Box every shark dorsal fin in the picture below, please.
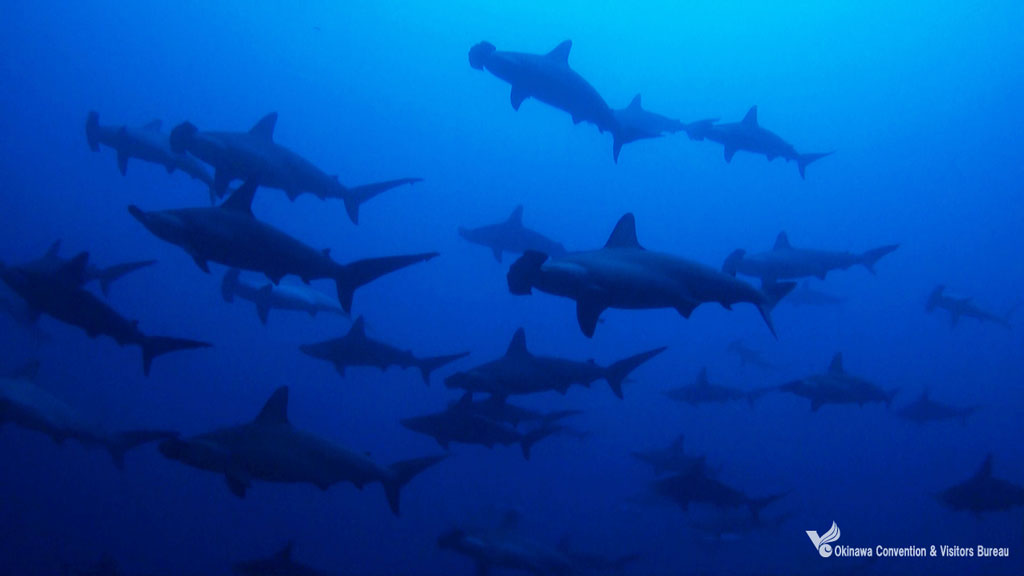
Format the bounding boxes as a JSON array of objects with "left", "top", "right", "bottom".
[
  {"left": 773, "top": 232, "right": 791, "bottom": 251},
  {"left": 221, "top": 180, "right": 259, "bottom": 214},
  {"left": 276, "top": 541, "right": 295, "bottom": 560},
  {"left": 44, "top": 240, "right": 62, "bottom": 259},
  {"left": 973, "top": 454, "right": 993, "bottom": 481},
  {"left": 507, "top": 205, "right": 524, "bottom": 226},
  {"left": 741, "top": 106, "right": 758, "bottom": 126},
  {"left": 506, "top": 328, "right": 529, "bottom": 356},
  {"left": 671, "top": 434, "right": 685, "bottom": 453},
  {"left": 546, "top": 40, "right": 572, "bottom": 63},
  {"left": 604, "top": 213, "right": 643, "bottom": 249},
  {"left": 348, "top": 316, "right": 367, "bottom": 339},
  {"left": 628, "top": 94, "right": 643, "bottom": 110},
  {"left": 143, "top": 119, "right": 162, "bottom": 131},
  {"left": 499, "top": 510, "right": 521, "bottom": 532},
  {"left": 249, "top": 112, "right": 278, "bottom": 141},
  {"left": 58, "top": 252, "right": 90, "bottom": 285},
  {"left": 828, "top": 353, "right": 844, "bottom": 375},
  {"left": 255, "top": 386, "right": 289, "bottom": 425}
]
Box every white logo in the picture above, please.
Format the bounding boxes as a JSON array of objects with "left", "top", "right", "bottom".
[{"left": 807, "top": 522, "right": 841, "bottom": 557}]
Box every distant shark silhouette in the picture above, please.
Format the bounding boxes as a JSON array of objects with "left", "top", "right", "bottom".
[
  {"left": 686, "top": 106, "right": 831, "bottom": 178},
  {"left": 458, "top": 205, "right": 566, "bottom": 263},
  {"left": 401, "top": 395, "right": 564, "bottom": 460},
  {"left": 777, "top": 353, "right": 898, "bottom": 411},
  {"left": 631, "top": 434, "right": 708, "bottom": 477},
  {"left": 926, "top": 285, "right": 1014, "bottom": 329},
  {"left": 652, "top": 467, "right": 786, "bottom": 520},
  {"left": 299, "top": 317, "right": 469, "bottom": 385},
  {"left": 158, "top": 386, "right": 446, "bottom": 515},
  {"left": 0, "top": 363, "right": 176, "bottom": 467},
  {"left": 169, "top": 112, "right": 421, "bottom": 222},
  {"left": 221, "top": 268, "right": 348, "bottom": 325},
  {"left": 723, "top": 232, "right": 899, "bottom": 283},
  {"left": 469, "top": 40, "right": 618, "bottom": 135},
  {"left": 29, "top": 240, "right": 155, "bottom": 297},
  {"left": 128, "top": 181, "right": 437, "bottom": 312},
  {"left": 0, "top": 253, "right": 209, "bottom": 376},
  {"left": 86, "top": 111, "right": 214, "bottom": 193},
  {"left": 897, "top": 389, "right": 978, "bottom": 425},
  {"left": 445, "top": 328, "right": 665, "bottom": 399},
  {"left": 663, "top": 367, "right": 769, "bottom": 406},
  {"left": 726, "top": 340, "right": 780, "bottom": 371},
  {"left": 938, "top": 454, "right": 1024, "bottom": 514},
  {"left": 610, "top": 94, "right": 690, "bottom": 163},
  {"left": 507, "top": 214, "right": 795, "bottom": 338}
]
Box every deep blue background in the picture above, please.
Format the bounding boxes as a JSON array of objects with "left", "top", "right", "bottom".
[{"left": 1, "top": 1, "right": 1022, "bottom": 574}]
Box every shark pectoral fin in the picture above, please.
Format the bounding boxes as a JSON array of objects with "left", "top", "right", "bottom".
[
  {"left": 190, "top": 253, "right": 210, "bottom": 273},
  {"left": 285, "top": 189, "right": 301, "bottom": 201},
  {"left": 510, "top": 86, "right": 528, "bottom": 110},
  {"left": 334, "top": 363, "right": 347, "bottom": 377},
  {"left": 571, "top": 115, "right": 582, "bottom": 125},
  {"left": 613, "top": 137, "right": 623, "bottom": 163},
  {"left": 225, "top": 470, "right": 250, "bottom": 498},
  {"left": 675, "top": 301, "right": 697, "bottom": 318},
  {"left": 491, "top": 247, "right": 503, "bottom": 262},
  {"left": 723, "top": 146, "right": 737, "bottom": 163},
  {"left": 213, "top": 170, "right": 231, "bottom": 196},
  {"left": 117, "top": 151, "right": 129, "bottom": 175},
  {"left": 575, "top": 298, "right": 606, "bottom": 338},
  {"left": 810, "top": 399, "right": 823, "bottom": 412}
]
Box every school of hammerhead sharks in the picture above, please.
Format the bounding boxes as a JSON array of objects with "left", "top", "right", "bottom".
[{"left": 1, "top": 38, "right": 1022, "bottom": 576}]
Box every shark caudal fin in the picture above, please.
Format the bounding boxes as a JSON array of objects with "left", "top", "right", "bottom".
[
  {"left": 383, "top": 455, "right": 447, "bottom": 516},
  {"left": 468, "top": 41, "right": 497, "bottom": 70},
  {"left": 417, "top": 351, "right": 471, "bottom": 386},
  {"left": 221, "top": 269, "right": 241, "bottom": 303},
  {"left": 86, "top": 111, "right": 102, "bottom": 152},
  {"left": 342, "top": 178, "right": 423, "bottom": 225},
  {"left": 141, "top": 336, "right": 211, "bottom": 376},
  {"left": 859, "top": 244, "right": 899, "bottom": 274},
  {"left": 106, "top": 430, "right": 178, "bottom": 469},
  {"left": 796, "top": 152, "right": 832, "bottom": 179},
  {"left": 748, "top": 491, "right": 788, "bottom": 521},
  {"left": 757, "top": 281, "right": 797, "bottom": 339},
  {"left": 95, "top": 259, "right": 157, "bottom": 296},
  {"left": 605, "top": 347, "right": 667, "bottom": 399},
  {"left": 507, "top": 250, "right": 549, "bottom": 295},
  {"left": 521, "top": 425, "right": 562, "bottom": 460},
  {"left": 334, "top": 252, "right": 439, "bottom": 313}
]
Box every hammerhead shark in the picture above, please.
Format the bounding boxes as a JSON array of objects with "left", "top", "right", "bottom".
[
  {"left": 686, "top": 106, "right": 832, "bottom": 178},
  {"left": 128, "top": 181, "right": 438, "bottom": 312},
  {"left": 158, "top": 386, "right": 446, "bottom": 516},
  {"left": 507, "top": 214, "right": 795, "bottom": 338}
]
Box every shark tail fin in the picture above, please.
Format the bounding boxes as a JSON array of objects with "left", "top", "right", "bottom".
[
  {"left": 86, "top": 111, "right": 101, "bottom": 152},
  {"left": 859, "top": 244, "right": 899, "bottom": 274},
  {"left": 417, "top": 351, "right": 470, "bottom": 386},
  {"left": 95, "top": 259, "right": 157, "bottom": 296},
  {"left": 221, "top": 269, "right": 240, "bottom": 303},
  {"left": 757, "top": 281, "right": 797, "bottom": 339},
  {"left": 507, "top": 251, "right": 548, "bottom": 295},
  {"left": 748, "top": 491, "right": 788, "bottom": 521},
  {"left": 384, "top": 454, "right": 447, "bottom": 516},
  {"left": 342, "top": 178, "right": 421, "bottom": 225},
  {"left": 796, "top": 152, "right": 832, "bottom": 179},
  {"left": 141, "top": 336, "right": 211, "bottom": 377},
  {"left": 926, "top": 285, "right": 945, "bottom": 312},
  {"left": 521, "top": 425, "right": 561, "bottom": 460},
  {"left": 605, "top": 347, "right": 667, "bottom": 399},
  {"left": 106, "top": 430, "right": 177, "bottom": 469},
  {"left": 333, "top": 252, "right": 438, "bottom": 313}
]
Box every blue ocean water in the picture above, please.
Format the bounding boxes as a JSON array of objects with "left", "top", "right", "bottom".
[{"left": 1, "top": 1, "right": 1022, "bottom": 574}]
